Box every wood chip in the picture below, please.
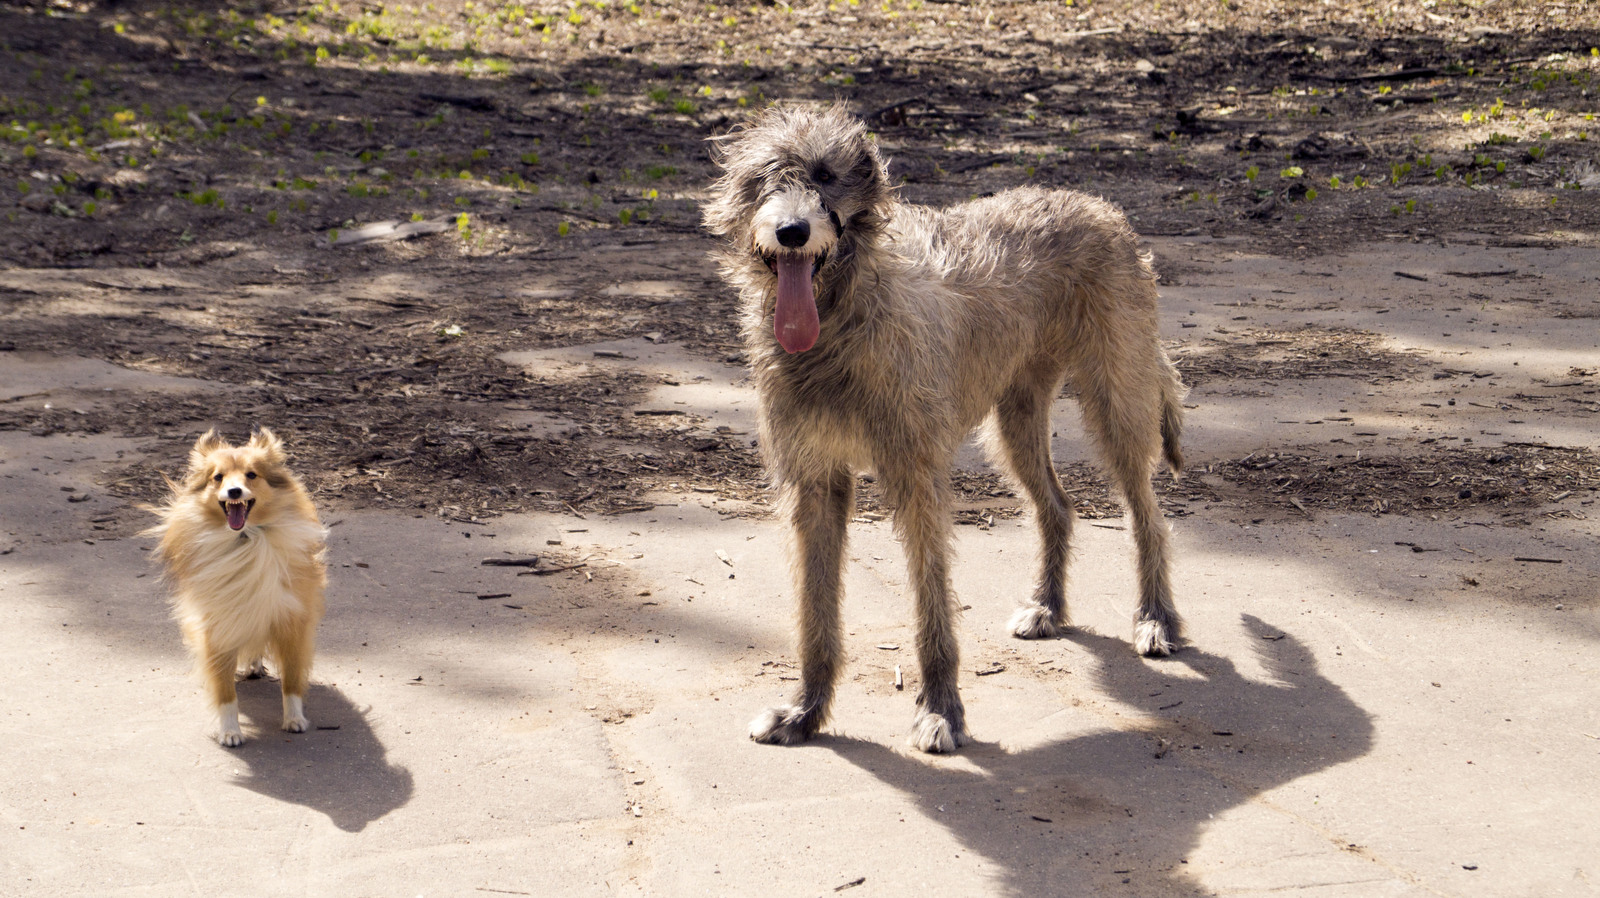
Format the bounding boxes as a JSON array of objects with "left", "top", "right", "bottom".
[{"left": 332, "top": 219, "right": 450, "bottom": 247}]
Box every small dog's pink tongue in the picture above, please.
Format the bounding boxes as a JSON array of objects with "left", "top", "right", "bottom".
[
  {"left": 226, "top": 503, "right": 248, "bottom": 531},
  {"left": 774, "top": 254, "right": 819, "bottom": 354}
]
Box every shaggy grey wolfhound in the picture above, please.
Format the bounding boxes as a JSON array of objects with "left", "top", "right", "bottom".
[{"left": 704, "top": 106, "right": 1187, "bottom": 753}]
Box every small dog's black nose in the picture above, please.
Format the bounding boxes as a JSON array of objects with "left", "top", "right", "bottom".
[
  {"left": 775, "top": 220, "right": 810, "bottom": 248},
  {"left": 227, "top": 487, "right": 242, "bottom": 499}
]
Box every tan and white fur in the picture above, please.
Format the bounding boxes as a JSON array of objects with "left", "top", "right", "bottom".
[
  {"left": 705, "top": 106, "right": 1187, "bottom": 753},
  {"left": 148, "top": 429, "right": 327, "bottom": 747}
]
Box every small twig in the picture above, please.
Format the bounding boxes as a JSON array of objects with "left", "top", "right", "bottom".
[
  {"left": 517, "top": 562, "right": 588, "bottom": 576},
  {"left": 1394, "top": 271, "right": 1429, "bottom": 282},
  {"left": 481, "top": 557, "right": 542, "bottom": 567},
  {"left": 1513, "top": 556, "right": 1562, "bottom": 564},
  {"left": 948, "top": 153, "right": 1012, "bottom": 174}
]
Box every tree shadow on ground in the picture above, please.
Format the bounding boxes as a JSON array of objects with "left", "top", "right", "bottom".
[
  {"left": 823, "top": 616, "right": 1372, "bottom": 896},
  {"left": 229, "top": 678, "right": 413, "bottom": 833}
]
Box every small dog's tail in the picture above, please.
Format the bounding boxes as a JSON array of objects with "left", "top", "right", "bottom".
[{"left": 1159, "top": 360, "right": 1186, "bottom": 476}]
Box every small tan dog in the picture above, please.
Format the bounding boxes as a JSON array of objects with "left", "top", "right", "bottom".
[{"left": 148, "top": 429, "right": 327, "bottom": 747}]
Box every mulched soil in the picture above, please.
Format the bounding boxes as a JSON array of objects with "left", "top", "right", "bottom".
[{"left": 2, "top": 0, "right": 1597, "bottom": 526}]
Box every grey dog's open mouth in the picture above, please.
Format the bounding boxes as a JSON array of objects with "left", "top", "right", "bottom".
[
  {"left": 762, "top": 251, "right": 826, "bottom": 276},
  {"left": 220, "top": 498, "right": 255, "bottom": 531}
]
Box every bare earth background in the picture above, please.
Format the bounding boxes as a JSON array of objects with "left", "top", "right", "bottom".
[{"left": 1, "top": 1, "right": 1597, "bottom": 896}]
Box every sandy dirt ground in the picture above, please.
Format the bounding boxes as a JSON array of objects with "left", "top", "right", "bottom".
[{"left": 2, "top": 1, "right": 1599, "bottom": 895}]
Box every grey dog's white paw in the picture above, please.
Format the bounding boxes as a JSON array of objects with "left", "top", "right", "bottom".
[
  {"left": 1133, "top": 618, "right": 1176, "bottom": 657},
  {"left": 908, "top": 711, "right": 968, "bottom": 754},
  {"left": 1008, "top": 605, "right": 1064, "bottom": 640},
  {"left": 749, "top": 705, "right": 816, "bottom": 745}
]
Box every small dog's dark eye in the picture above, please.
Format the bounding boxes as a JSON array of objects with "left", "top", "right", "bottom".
[
  {"left": 814, "top": 167, "right": 834, "bottom": 184},
  {"left": 213, "top": 473, "right": 223, "bottom": 483},
  {"left": 245, "top": 471, "right": 257, "bottom": 480}
]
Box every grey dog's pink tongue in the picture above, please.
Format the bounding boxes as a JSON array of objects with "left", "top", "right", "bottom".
[
  {"left": 774, "top": 254, "right": 819, "bottom": 354},
  {"left": 226, "top": 503, "right": 248, "bottom": 531}
]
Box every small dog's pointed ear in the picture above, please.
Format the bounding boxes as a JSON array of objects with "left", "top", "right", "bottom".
[
  {"left": 192, "top": 429, "right": 225, "bottom": 455},
  {"left": 188, "top": 429, "right": 224, "bottom": 468},
  {"left": 249, "top": 426, "right": 287, "bottom": 462},
  {"left": 184, "top": 430, "right": 224, "bottom": 490}
]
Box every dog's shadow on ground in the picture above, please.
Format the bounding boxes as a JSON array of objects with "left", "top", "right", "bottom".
[
  {"left": 823, "top": 616, "right": 1372, "bottom": 896},
  {"left": 229, "top": 680, "right": 413, "bottom": 833}
]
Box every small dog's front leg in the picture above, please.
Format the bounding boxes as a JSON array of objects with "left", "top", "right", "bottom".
[
  {"left": 202, "top": 642, "right": 245, "bottom": 747},
  {"left": 750, "top": 470, "right": 854, "bottom": 746}
]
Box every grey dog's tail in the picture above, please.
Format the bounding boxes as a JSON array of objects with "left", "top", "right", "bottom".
[{"left": 1159, "top": 362, "right": 1185, "bottom": 476}]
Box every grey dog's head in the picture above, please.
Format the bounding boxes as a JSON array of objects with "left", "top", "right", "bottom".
[{"left": 704, "top": 105, "right": 891, "bottom": 353}]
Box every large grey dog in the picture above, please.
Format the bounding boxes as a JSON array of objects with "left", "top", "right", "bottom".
[{"left": 704, "top": 106, "right": 1187, "bottom": 753}]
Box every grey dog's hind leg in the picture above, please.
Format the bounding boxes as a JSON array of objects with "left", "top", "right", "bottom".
[
  {"left": 995, "top": 378, "right": 1077, "bottom": 640},
  {"left": 750, "top": 468, "right": 854, "bottom": 744},
  {"left": 1069, "top": 295, "right": 1183, "bottom": 656}
]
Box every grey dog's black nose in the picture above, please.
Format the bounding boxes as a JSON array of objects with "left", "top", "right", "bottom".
[
  {"left": 227, "top": 487, "right": 242, "bottom": 499},
  {"left": 775, "top": 220, "right": 810, "bottom": 248}
]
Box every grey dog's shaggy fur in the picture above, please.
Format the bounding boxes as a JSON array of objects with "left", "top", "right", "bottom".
[{"left": 704, "top": 106, "right": 1187, "bottom": 753}]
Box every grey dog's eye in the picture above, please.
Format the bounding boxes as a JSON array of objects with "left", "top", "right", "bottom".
[{"left": 814, "top": 167, "right": 834, "bottom": 184}]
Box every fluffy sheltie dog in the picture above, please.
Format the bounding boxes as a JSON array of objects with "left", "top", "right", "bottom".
[{"left": 148, "top": 428, "right": 327, "bottom": 747}]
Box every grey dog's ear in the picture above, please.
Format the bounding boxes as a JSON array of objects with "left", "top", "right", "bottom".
[{"left": 703, "top": 126, "right": 767, "bottom": 239}]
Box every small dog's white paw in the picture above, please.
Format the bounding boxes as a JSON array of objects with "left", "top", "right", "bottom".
[
  {"left": 241, "top": 658, "right": 267, "bottom": 679},
  {"left": 1008, "top": 605, "right": 1064, "bottom": 640},
  {"left": 282, "top": 694, "right": 309, "bottom": 733},
  {"left": 749, "top": 705, "right": 816, "bottom": 745},
  {"left": 908, "top": 712, "right": 967, "bottom": 754},
  {"left": 1133, "top": 619, "right": 1176, "bottom": 657},
  {"left": 217, "top": 701, "right": 244, "bottom": 747}
]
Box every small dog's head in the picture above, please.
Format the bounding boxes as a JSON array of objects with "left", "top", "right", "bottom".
[
  {"left": 180, "top": 428, "right": 296, "bottom": 532},
  {"left": 704, "top": 105, "right": 891, "bottom": 353}
]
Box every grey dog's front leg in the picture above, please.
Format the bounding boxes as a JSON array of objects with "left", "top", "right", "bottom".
[{"left": 750, "top": 469, "right": 854, "bottom": 745}]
